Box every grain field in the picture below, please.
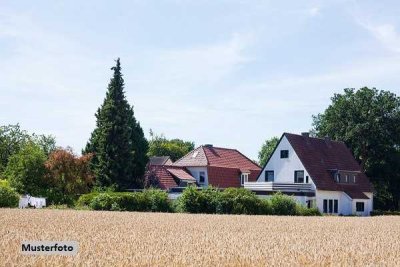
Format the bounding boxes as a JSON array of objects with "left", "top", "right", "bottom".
[{"left": 1, "top": 209, "right": 400, "bottom": 266}]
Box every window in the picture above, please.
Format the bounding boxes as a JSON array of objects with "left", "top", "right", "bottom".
[
  {"left": 335, "top": 173, "right": 340, "bottom": 182},
  {"left": 306, "top": 176, "right": 309, "bottom": 183},
  {"left": 345, "top": 175, "right": 348, "bottom": 183},
  {"left": 265, "top": 171, "right": 274, "bottom": 182},
  {"left": 240, "top": 173, "right": 249, "bottom": 185},
  {"left": 294, "top": 171, "right": 304, "bottom": 183},
  {"left": 352, "top": 175, "right": 356, "bottom": 183},
  {"left": 280, "top": 150, "right": 289, "bottom": 158},
  {"left": 356, "top": 202, "right": 365, "bottom": 212},
  {"left": 323, "top": 199, "right": 339, "bottom": 214},
  {"left": 199, "top": 171, "right": 205, "bottom": 184}
]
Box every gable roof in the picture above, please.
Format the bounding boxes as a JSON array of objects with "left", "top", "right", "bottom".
[
  {"left": 173, "top": 145, "right": 261, "bottom": 170},
  {"left": 149, "top": 156, "right": 173, "bottom": 166},
  {"left": 283, "top": 133, "right": 373, "bottom": 193}
]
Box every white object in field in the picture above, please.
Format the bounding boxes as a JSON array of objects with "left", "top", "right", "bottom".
[
  {"left": 19, "top": 195, "right": 46, "bottom": 209},
  {"left": 29, "top": 197, "right": 46, "bottom": 208},
  {"left": 18, "top": 196, "right": 29, "bottom": 208}
]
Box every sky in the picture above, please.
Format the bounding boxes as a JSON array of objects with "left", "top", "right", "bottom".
[{"left": 1, "top": 0, "right": 400, "bottom": 160}]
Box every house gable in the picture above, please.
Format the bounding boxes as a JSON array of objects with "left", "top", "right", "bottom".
[{"left": 257, "top": 135, "right": 315, "bottom": 188}]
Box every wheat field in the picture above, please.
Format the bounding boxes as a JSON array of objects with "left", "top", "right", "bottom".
[{"left": 1, "top": 209, "right": 400, "bottom": 266}]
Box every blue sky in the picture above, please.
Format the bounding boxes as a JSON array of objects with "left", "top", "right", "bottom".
[{"left": 1, "top": 0, "right": 400, "bottom": 160}]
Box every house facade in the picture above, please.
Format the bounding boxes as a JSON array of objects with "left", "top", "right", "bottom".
[
  {"left": 244, "top": 133, "right": 374, "bottom": 216},
  {"left": 148, "top": 145, "right": 261, "bottom": 190}
]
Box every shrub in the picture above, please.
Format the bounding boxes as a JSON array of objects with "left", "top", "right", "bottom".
[
  {"left": 83, "top": 190, "right": 171, "bottom": 212},
  {"left": 90, "top": 193, "right": 116, "bottom": 210},
  {"left": 217, "top": 188, "right": 261, "bottom": 215},
  {"left": 76, "top": 192, "right": 100, "bottom": 207},
  {"left": 270, "top": 192, "right": 297, "bottom": 215},
  {"left": 142, "top": 188, "right": 171, "bottom": 212},
  {"left": 371, "top": 210, "right": 400, "bottom": 216},
  {"left": 296, "top": 204, "right": 321, "bottom": 216},
  {"left": 0, "top": 181, "right": 19, "bottom": 208},
  {"left": 259, "top": 198, "right": 273, "bottom": 215},
  {"left": 176, "top": 186, "right": 209, "bottom": 213}
]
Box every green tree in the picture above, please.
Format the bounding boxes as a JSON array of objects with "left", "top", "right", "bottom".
[
  {"left": 313, "top": 87, "right": 400, "bottom": 210},
  {"left": 148, "top": 131, "right": 195, "bottom": 161},
  {"left": 258, "top": 137, "right": 279, "bottom": 166},
  {"left": 4, "top": 142, "right": 47, "bottom": 195},
  {"left": 0, "top": 124, "right": 56, "bottom": 175},
  {"left": 84, "top": 59, "right": 149, "bottom": 189}
]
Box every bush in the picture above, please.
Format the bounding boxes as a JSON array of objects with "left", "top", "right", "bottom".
[
  {"left": 0, "top": 181, "right": 19, "bottom": 208},
  {"left": 142, "top": 188, "right": 171, "bottom": 212},
  {"left": 270, "top": 192, "right": 297, "bottom": 215},
  {"left": 296, "top": 204, "right": 321, "bottom": 216},
  {"left": 76, "top": 192, "right": 100, "bottom": 207},
  {"left": 217, "top": 188, "right": 261, "bottom": 215},
  {"left": 371, "top": 210, "right": 400, "bottom": 216},
  {"left": 259, "top": 199, "right": 273, "bottom": 215},
  {"left": 175, "top": 186, "right": 210, "bottom": 213},
  {"left": 90, "top": 193, "right": 116, "bottom": 210},
  {"left": 82, "top": 189, "right": 171, "bottom": 212}
]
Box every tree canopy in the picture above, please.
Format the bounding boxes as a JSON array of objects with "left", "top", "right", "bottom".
[
  {"left": 147, "top": 131, "right": 195, "bottom": 161},
  {"left": 258, "top": 137, "right": 279, "bottom": 166},
  {"left": 313, "top": 87, "right": 400, "bottom": 210},
  {"left": 84, "top": 59, "right": 149, "bottom": 189}
]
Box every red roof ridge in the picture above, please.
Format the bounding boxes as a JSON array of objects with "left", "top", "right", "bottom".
[{"left": 202, "top": 145, "right": 261, "bottom": 169}]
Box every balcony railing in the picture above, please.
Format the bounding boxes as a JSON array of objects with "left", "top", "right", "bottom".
[{"left": 244, "top": 182, "right": 314, "bottom": 192}]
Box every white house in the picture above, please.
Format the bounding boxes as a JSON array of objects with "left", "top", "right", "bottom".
[{"left": 244, "top": 133, "right": 374, "bottom": 216}]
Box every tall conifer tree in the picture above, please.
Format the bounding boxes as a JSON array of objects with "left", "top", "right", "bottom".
[{"left": 84, "top": 58, "right": 148, "bottom": 189}]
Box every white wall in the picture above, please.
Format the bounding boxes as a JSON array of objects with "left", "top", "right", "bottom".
[
  {"left": 187, "top": 167, "right": 208, "bottom": 187},
  {"left": 316, "top": 190, "right": 373, "bottom": 216},
  {"left": 258, "top": 136, "right": 315, "bottom": 188},
  {"left": 352, "top": 192, "right": 373, "bottom": 216}
]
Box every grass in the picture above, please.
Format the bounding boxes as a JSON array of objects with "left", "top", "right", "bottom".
[{"left": 1, "top": 209, "right": 400, "bottom": 266}]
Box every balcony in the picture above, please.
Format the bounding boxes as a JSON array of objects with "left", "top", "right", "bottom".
[{"left": 243, "top": 182, "right": 314, "bottom": 193}]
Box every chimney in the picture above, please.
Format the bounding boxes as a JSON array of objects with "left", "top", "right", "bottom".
[
  {"left": 204, "top": 144, "right": 213, "bottom": 147},
  {"left": 301, "top": 132, "right": 309, "bottom": 137}
]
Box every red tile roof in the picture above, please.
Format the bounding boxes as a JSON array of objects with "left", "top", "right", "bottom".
[
  {"left": 166, "top": 168, "right": 196, "bottom": 181},
  {"left": 173, "top": 145, "right": 260, "bottom": 170},
  {"left": 147, "top": 165, "right": 195, "bottom": 190},
  {"left": 284, "top": 133, "right": 373, "bottom": 193}
]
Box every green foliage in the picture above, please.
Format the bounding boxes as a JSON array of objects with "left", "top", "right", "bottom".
[
  {"left": 148, "top": 131, "right": 195, "bottom": 161},
  {"left": 296, "top": 204, "right": 321, "bottom": 216},
  {"left": 259, "top": 198, "right": 273, "bottom": 215},
  {"left": 270, "top": 192, "right": 297, "bottom": 215},
  {"left": 0, "top": 124, "right": 55, "bottom": 175},
  {"left": 258, "top": 136, "right": 279, "bottom": 166},
  {"left": 76, "top": 192, "right": 100, "bottom": 207},
  {"left": 84, "top": 58, "right": 149, "bottom": 190},
  {"left": 370, "top": 210, "right": 400, "bottom": 216},
  {"left": 175, "top": 186, "right": 219, "bottom": 214},
  {"left": 81, "top": 189, "right": 171, "bottom": 212},
  {"left": 216, "top": 188, "right": 261, "bottom": 215},
  {"left": 0, "top": 180, "right": 19, "bottom": 207},
  {"left": 313, "top": 87, "right": 400, "bottom": 210},
  {"left": 4, "top": 142, "right": 47, "bottom": 196}
]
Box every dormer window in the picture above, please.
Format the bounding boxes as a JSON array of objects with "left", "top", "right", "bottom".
[
  {"left": 335, "top": 173, "right": 340, "bottom": 182},
  {"left": 280, "top": 150, "right": 289, "bottom": 158},
  {"left": 192, "top": 151, "right": 199, "bottom": 158},
  {"left": 352, "top": 175, "right": 356, "bottom": 183}
]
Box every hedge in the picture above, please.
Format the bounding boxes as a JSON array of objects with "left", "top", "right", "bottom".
[
  {"left": 77, "top": 189, "right": 172, "bottom": 212},
  {"left": 370, "top": 210, "right": 400, "bottom": 216},
  {"left": 176, "top": 187, "right": 320, "bottom": 216}
]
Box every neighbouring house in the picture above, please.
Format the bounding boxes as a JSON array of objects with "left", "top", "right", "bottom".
[
  {"left": 244, "top": 132, "right": 374, "bottom": 216},
  {"left": 147, "top": 157, "right": 196, "bottom": 190},
  {"left": 172, "top": 144, "right": 261, "bottom": 188}
]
